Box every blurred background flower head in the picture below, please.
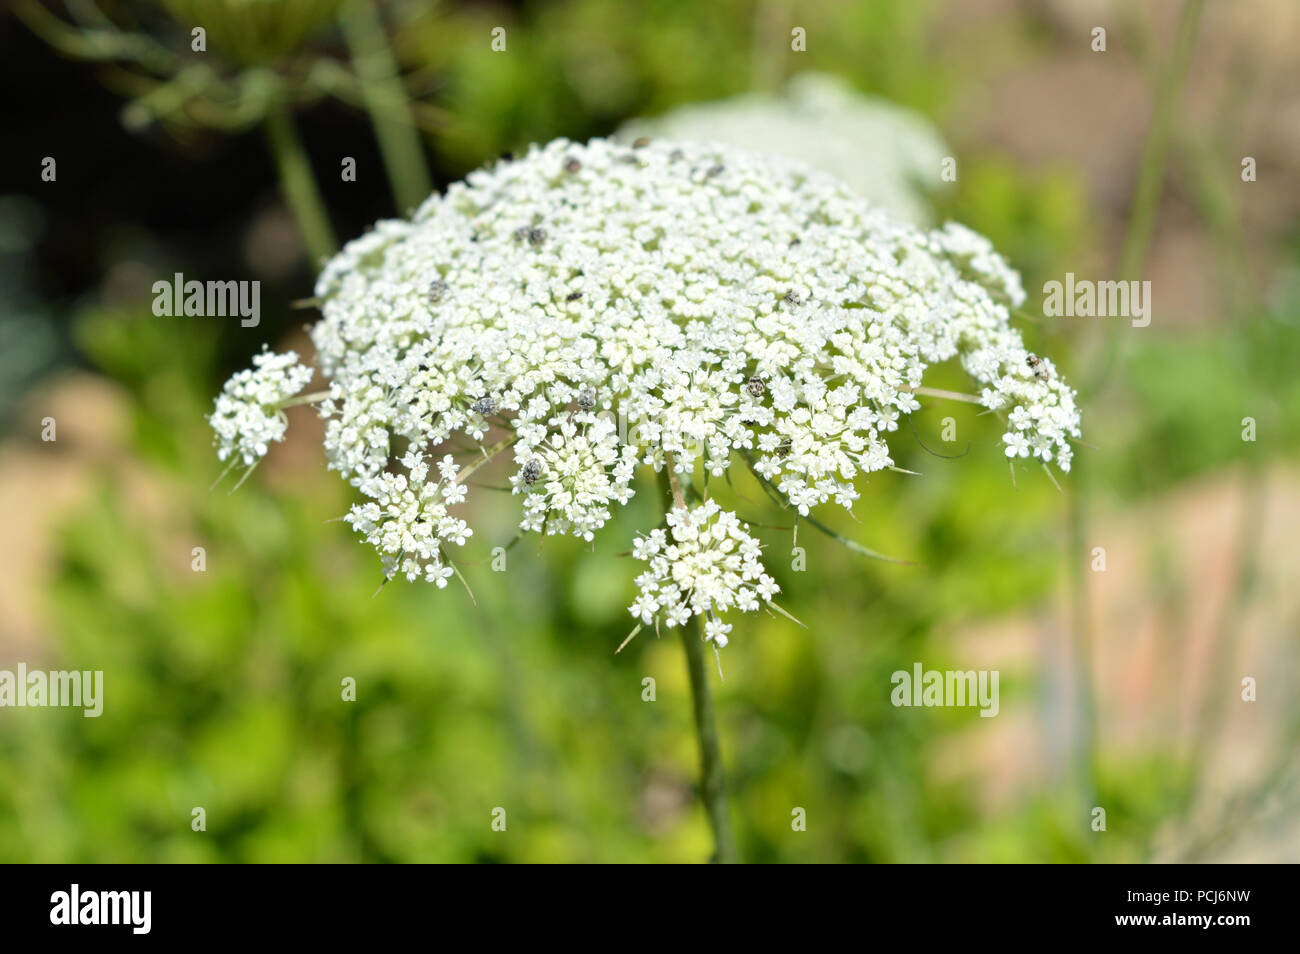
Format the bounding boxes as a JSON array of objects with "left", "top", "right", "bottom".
[{"left": 617, "top": 72, "right": 952, "bottom": 224}]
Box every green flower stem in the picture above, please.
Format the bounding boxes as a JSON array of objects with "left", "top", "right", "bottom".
[
  {"left": 680, "top": 615, "right": 738, "bottom": 864},
  {"left": 340, "top": 0, "right": 433, "bottom": 213},
  {"left": 263, "top": 100, "right": 338, "bottom": 265},
  {"left": 659, "top": 458, "right": 737, "bottom": 863}
]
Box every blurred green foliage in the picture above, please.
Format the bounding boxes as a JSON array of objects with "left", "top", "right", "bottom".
[
  {"left": 2, "top": 0, "right": 1298, "bottom": 863},
  {"left": 3, "top": 270, "right": 1294, "bottom": 861},
  {"left": 406, "top": 0, "right": 946, "bottom": 173}
]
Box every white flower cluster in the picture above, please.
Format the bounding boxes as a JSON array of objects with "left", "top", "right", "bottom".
[
  {"left": 345, "top": 449, "right": 471, "bottom": 586},
  {"left": 509, "top": 412, "right": 638, "bottom": 541},
  {"left": 616, "top": 73, "right": 951, "bottom": 225},
  {"left": 209, "top": 347, "right": 313, "bottom": 465},
  {"left": 629, "top": 500, "right": 779, "bottom": 647},
  {"left": 213, "top": 135, "right": 1080, "bottom": 636}
]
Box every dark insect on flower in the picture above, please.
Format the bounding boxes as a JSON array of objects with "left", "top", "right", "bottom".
[
  {"left": 512, "top": 226, "right": 530, "bottom": 242},
  {"left": 705, "top": 163, "right": 725, "bottom": 178},
  {"left": 776, "top": 438, "right": 792, "bottom": 459},
  {"left": 473, "top": 396, "right": 497, "bottom": 417},
  {"left": 526, "top": 226, "right": 547, "bottom": 247},
  {"left": 746, "top": 375, "right": 766, "bottom": 398},
  {"left": 789, "top": 237, "right": 802, "bottom": 247},
  {"left": 427, "top": 280, "right": 448, "bottom": 304},
  {"left": 1026, "top": 353, "right": 1049, "bottom": 380},
  {"left": 632, "top": 136, "right": 651, "bottom": 148},
  {"left": 784, "top": 289, "right": 801, "bottom": 306},
  {"left": 522, "top": 459, "right": 543, "bottom": 485},
  {"left": 669, "top": 148, "right": 685, "bottom": 162},
  {"left": 566, "top": 290, "right": 583, "bottom": 302},
  {"left": 577, "top": 387, "right": 596, "bottom": 410},
  {"left": 563, "top": 156, "right": 581, "bottom": 173}
]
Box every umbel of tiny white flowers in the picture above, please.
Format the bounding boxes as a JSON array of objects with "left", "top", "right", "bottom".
[
  {"left": 209, "top": 136, "right": 1081, "bottom": 648},
  {"left": 622, "top": 498, "right": 784, "bottom": 674},
  {"left": 209, "top": 346, "right": 314, "bottom": 489}
]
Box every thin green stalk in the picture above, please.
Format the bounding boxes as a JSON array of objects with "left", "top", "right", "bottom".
[
  {"left": 1066, "top": 479, "right": 1099, "bottom": 814},
  {"left": 340, "top": 0, "right": 432, "bottom": 213},
  {"left": 680, "top": 615, "right": 737, "bottom": 864},
  {"left": 1181, "top": 462, "right": 1265, "bottom": 809},
  {"left": 263, "top": 100, "right": 338, "bottom": 264},
  {"left": 1064, "top": 2, "right": 1205, "bottom": 857},
  {"left": 1069, "top": 0, "right": 1204, "bottom": 841},
  {"left": 750, "top": 0, "right": 790, "bottom": 93},
  {"left": 1086, "top": 0, "right": 1204, "bottom": 397},
  {"left": 1173, "top": 119, "right": 1261, "bottom": 322},
  {"left": 659, "top": 459, "right": 737, "bottom": 863}
]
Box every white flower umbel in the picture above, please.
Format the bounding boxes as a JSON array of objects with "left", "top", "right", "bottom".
[
  {"left": 616, "top": 73, "right": 952, "bottom": 225},
  {"left": 510, "top": 412, "right": 638, "bottom": 541},
  {"left": 345, "top": 448, "right": 472, "bottom": 587},
  {"left": 210, "top": 347, "right": 313, "bottom": 466},
  {"left": 629, "top": 500, "right": 778, "bottom": 646},
  {"left": 212, "top": 136, "right": 1081, "bottom": 628}
]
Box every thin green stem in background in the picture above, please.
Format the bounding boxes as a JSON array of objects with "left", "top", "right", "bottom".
[
  {"left": 1086, "top": 0, "right": 1204, "bottom": 398},
  {"left": 341, "top": 0, "right": 433, "bottom": 213},
  {"left": 750, "top": 0, "right": 791, "bottom": 93},
  {"left": 263, "top": 99, "right": 338, "bottom": 264},
  {"left": 1066, "top": 478, "right": 1099, "bottom": 812},
  {"left": 1066, "top": 0, "right": 1205, "bottom": 857}
]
